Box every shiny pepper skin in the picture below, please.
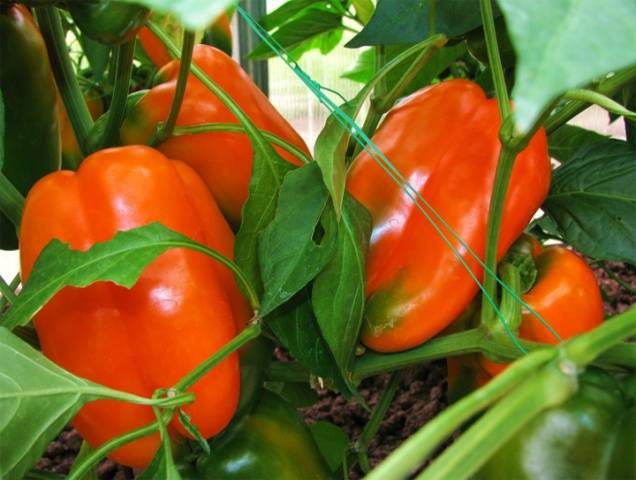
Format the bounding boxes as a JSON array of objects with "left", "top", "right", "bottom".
[
  {"left": 347, "top": 79, "right": 551, "bottom": 352},
  {"left": 19, "top": 146, "right": 251, "bottom": 467},
  {"left": 120, "top": 44, "right": 309, "bottom": 228},
  {"left": 68, "top": 1, "right": 149, "bottom": 45},
  {"left": 180, "top": 392, "right": 331, "bottom": 480},
  {"left": 0, "top": 3, "right": 60, "bottom": 249},
  {"left": 476, "top": 369, "right": 636, "bottom": 480},
  {"left": 480, "top": 246, "right": 604, "bottom": 376}
]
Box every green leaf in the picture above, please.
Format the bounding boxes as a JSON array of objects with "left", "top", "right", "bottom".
[
  {"left": 0, "top": 89, "right": 4, "bottom": 170},
  {"left": 258, "top": 163, "right": 336, "bottom": 315},
  {"left": 352, "top": 0, "right": 374, "bottom": 24},
  {"left": 250, "top": 10, "right": 343, "bottom": 60},
  {"left": 341, "top": 47, "right": 375, "bottom": 83},
  {"left": 498, "top": 0, "right": 636, "bottom": 132},
  {"left": 0, "top": 328, "right": 90, "bottom": 480},
  {"left": 1, "top": 223, "right": 233, "bottom": 330},
  {"left": 77, "top": 35, "right": 111, "bottom": 83},
  {"left": 68, "top": 442, "right": 97, "bottom": 480},
  {"left": 177, "top": 410, "right": 210, "bottom": 455},
  {"left": 543, "top": 139, "right": 636, "bottom": 265},
  {"left": 312, "top": 195, "right": 371, "bottom": 376},
  {"left": 308, "top": 421, "right": 349, "bottom": 472},
  {"left": 267, "top": 290, "right": 351, "bottom": 395},
  {"left": 235, "top": 149, "right": 295, "bottom": 298},
  {"left": 346, "top": 0, "right": 492, "bottom": 47},
  {"left": 548, "top": 124, "right": 608, "bottom": 163},
  {"left": 264, "top": 381, "right": 319, "bottom": 407},
  {"left": 259, "top": 0, "right": 318, "bottom": 31},
  {"left": 118, "top": 0, "right": 236, "bottom": 31},
  {"left": 314, "top": 103, "right": 358, "bottom": 217},
  {"left": 137, "top": 444, "right": 181, "bottom": 480}
]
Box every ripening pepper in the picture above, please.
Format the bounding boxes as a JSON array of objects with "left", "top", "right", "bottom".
[
  {"left": 180, "top": 391, "right": 331, "bottom": 480},
  {"left": 479, "top": 245, "right": 604, "bottom": 376},
  {"left": 0, "top": 3, "right": 60, "bottom": 249},
  {"left": 347, "top": 79, "right": 551, "bottom": 352},
  {"left": 476, "top": 368, "right": 636, "bottom": 479},
  {"left": 68, "top": 0, "right": 149, "bottom": 45},
  {"left": 120, "top": 44, "right": 309, "bottom": 227},
  {"left": 202, "top": 12, "right": 233, "bottom": 56},
  {"left": 19, "top": 146, "right": 251, "bottom": 467}
]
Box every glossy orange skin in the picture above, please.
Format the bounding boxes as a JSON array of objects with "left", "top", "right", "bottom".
[
  {"left": 481, "top": 246, "right": 604, "bottom": 376},
  {"left": 20, "top": 146, "right": 251, "bottom": 467},
  {"left": 348, "top": 79, "right": 551, "bottom": 352},
  {"left": 138, "top": 25, "right": 172, "bottom": 68},
  {"left": 120, "top": 45, "right": 308, "bottom": 227}
]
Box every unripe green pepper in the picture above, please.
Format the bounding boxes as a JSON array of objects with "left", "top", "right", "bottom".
[
  {"left": 0, "top": 3, "right": 60, "bottom": 249},
  {"left": 477, "top": 369, "right": 636, "bottom": 479},
  {"left": 68, "top": 1, "right": 149, "bottom": 45},
  {"left": 181, "top": 392, "right": 331, "bottom": 480}
]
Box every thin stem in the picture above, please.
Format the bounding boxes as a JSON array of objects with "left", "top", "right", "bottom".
[
  {"left": 417, "top": 362, "right": 575, "bottom": 480},
  {"left": 565, "top": 307, "right": 636, "bottom": 367},
  {"left": 0, "top": 274, "right": 18, "bottom": 305},
  {"left": 0, "top": 274, "right": 20, "bottom": 312},
  {"left": 563, "top": 89, "right": 636, "bottom": 120},
  {"left": 479, "top": 0, "right": 510, "bottom": 119},
  {"left": 66, "top": 416, "right": 167, "bottom": 480},
  {"left": 366, "top": 349, "right": 556, "bottom": 480},
  {"left": 172, "top": 123, "right": 312, "bottom": 164},
  {"left": 95, "top": 40, "right": 135, "bottom": 150},
  {"left": 545, "top": 66, "right": 636, "bottom": 133},
  {"left": 34, "top": 7, "right": 93, "bottom": 157},
  {"left": 356, "top": 371, "right": 403, "bottom": 473},
  {"left": 154, "top": 30, "right": 196, "bottom": 143},
  {"left": 174, "top": 322, "right": 262, "bottom": 391},
  {"left": 0, "top": 172, "right": 25, "bottom": 228}
]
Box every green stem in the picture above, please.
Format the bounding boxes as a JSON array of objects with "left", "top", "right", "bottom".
[
  {"left": 0, "top": 172, "right": 25, "bottom": 228},
  {"left": 154, "top": 30, "right": 196, "bottom": 144},
  {"left": 171, "top": 123, "right": 312, "bottom": 164},
  {"left": 34, "top": 7, "right": 93, "bottom": 157},
  {"left": 24, "top": 471, "right": 64, "bottom": 480},
  {"left": 66, "top": 414, "right": 169, "bottom": 480},
  {"left": 366, "top": 348, "right": 557, "bottom": 480},
  {"left": 68, "top": 441, "right": 97, "bottom": 480},
  {"left": 479, "top": 0, "right": 510, "bottom": 119},
  {"left": 565, "top": 307, "right": 636, "bottom": 366},
  {"left": 0, "top": 273, "right": 17, "bottom": 305},
  {"left": 545, "top": 66, "right": 636, "bottom": 134},
  {"left": 417, "top": 362, "right": 576, "bottom": 480},
  {"left": 146, "top": 21, "right": 272, "bottom": 156},
  {"left": 356, "top": 371, "right": 403, "bottom": 473},
  {"left": 174, "top": 322, "right": 262, "bottom": 391},
  {"left": 563, "top": 89, "right": 636, "bottom": 120},
  {"left": 95, "top": 40, "right": 135, "bottom": 150}
]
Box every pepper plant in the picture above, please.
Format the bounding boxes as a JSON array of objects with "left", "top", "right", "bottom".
[{"left": 0, "top": 0, "right": 635, "bottom": 479}]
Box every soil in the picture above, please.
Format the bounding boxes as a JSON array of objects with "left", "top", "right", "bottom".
[{"left": 34, "top": 262, "right": 636, "bottom": 479}]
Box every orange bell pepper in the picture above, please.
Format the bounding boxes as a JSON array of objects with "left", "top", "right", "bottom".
[
  {"left": 19, "top": 145, "right": 250, "bottom": 467},
  {"left": 347, "top": 79, "right": 551, "bottom": 352},
  {"left": 120, "top": 44, "right": 308, "bottom": 227}
]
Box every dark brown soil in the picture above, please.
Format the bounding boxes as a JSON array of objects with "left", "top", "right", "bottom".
[{"left": 34, "top": 262, "right": 635, "bottom": 479}]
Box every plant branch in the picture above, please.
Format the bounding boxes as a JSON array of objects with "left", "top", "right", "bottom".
[
  {"left": 0, "top": 274, "right": 20, "bottom": 309},
  {"left": 479, "top": 0, "right": 510, "bottom": 119}
]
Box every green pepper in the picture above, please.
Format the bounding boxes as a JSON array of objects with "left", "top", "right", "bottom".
[
  {"left": 477, "top": 368, "right": 636, "bottom": 479},
  {"left": 68, "top": 1, "right": 149, "bottom": 45},
  {"left": 181, "top": 391, "right": 331, "bottom": 480},
  {"left": 0, "top": 3, "right": 60, "bottom": 249}
]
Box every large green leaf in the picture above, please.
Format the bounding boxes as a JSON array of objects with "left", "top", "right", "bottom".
[
  {"left": 308, "top": 421, "right": 349, "bottom": 472},
  {"left": 258, "top": 163, "right": 336, "bottom": 315},
  {"left": 312, "top": 195, "right": 371, "bottom": 376},
  {"left": 118, "top": 0, "right": 236, "bottom": 30},
  {"left": 1, "top": 223, "right": 233, "bottom": 330},
  {"left": 259, "top": 0, "right": 318, "bottom": 30},
  {"left": 347, "top": 0, "right": 490, "bottom": 47},
  {"left": 548, "top": 124, "right": 608, "bottom": 163},
  {"left": 0, "top": 328, "right": 90, "bottom": 480},
  {"left": 543, "top": 139, "right": 636, "bottom": 265},
  {"left": 498, "top": 0, "right": 636, "bottom": 132},
  {"left": 250, "top": 9, "right": 343, "bottom": 60},
  {"left": 266, "top": 290, "right": 351, "bottom": 395}
]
